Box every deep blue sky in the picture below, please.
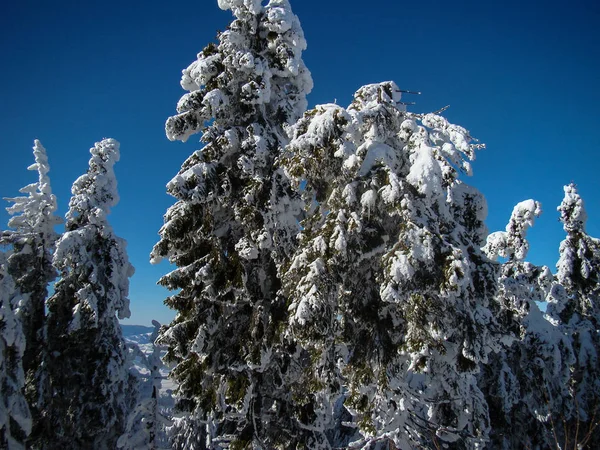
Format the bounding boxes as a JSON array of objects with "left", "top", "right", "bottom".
[{"left": 1, "top": 0, "right": 598, "bottom": 326}]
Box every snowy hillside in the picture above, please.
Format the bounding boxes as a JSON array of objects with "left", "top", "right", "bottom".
[
  {"left": 122, "top": 324, "right": 175, "bottom": 391},
  {"left": 122, "top": 324, "right": 175, "bottom": 407}
]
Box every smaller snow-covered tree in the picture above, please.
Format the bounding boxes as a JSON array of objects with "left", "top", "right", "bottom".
[
  {"left": 482, "top": 200, "right": 574, "bottom": 449},
  {"left": 0, "top": 251, "right": 32, "bottom": 450},
  {"left": 547, "top": 184, "right": 600, "bottom": 447},
  {"left": 1, "top": 140, "right": 62, "bottom": 434},
  {"left": 44, "top": 138, "right": 135, "bottom": 450},
  {"left": 118, "top": 321, "right": 172, "bottom": 450}
]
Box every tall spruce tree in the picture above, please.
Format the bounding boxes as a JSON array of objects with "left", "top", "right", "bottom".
[
  {"left": 44, "top": 138, "right": 135, "bottom": 449},
  {"left": 1, "top": 140, "right": 62, "bottom": 436},
  {"left": 547, "top": 184, "right": 600, "bottom": 447},
  {"left": 280, "top": 82, "right": 499, "bottom": 448},
  {"left": 482, "top": 200, "right": 574, "bottom": 449},
  {"left": 0, "top": 251, "right": 32, "bottom": 450},
  {"left": 151, "top": 0, "right": 313, "bottom": 447}
]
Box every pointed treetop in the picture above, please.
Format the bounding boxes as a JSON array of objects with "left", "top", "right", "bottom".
[
  {"left": 350, "top": 81, "right": 403, "bottom": 110},
  {"left": 67, "top": 138, "right": 121, "bottom": 226},
  {"left": 558, "top": 183, "right": 587, "bottom": 234},
  {"left": 167, "top": 0, "right": 312, "bottom": 142},
  {"left": 555, "top": 184, "right": 598, "bottom": 302},
  {"left": 30, "top": 140, "right": 52, "bottom": 195},
  {"left": 4, "top": 140, "right": 62, "bottom": 239},
  {"left": 218, "top": 0, "right": 262, "bottom": 14}
]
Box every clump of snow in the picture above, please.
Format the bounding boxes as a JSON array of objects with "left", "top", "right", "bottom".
[
  {"left": 407, "top": 143, "right": 443, "bottom": 199},
  {"left": 167, "top": 162, "right": 217, "bottom": 204},
  {"left": 352, "top": 81, "right": 402, "bottom": 109},
  {"left": 379, "top": 172, "right": 402, "bottom": 205},
  {"left": 235, "top": 237, "right": 259, "bottom": 260},
  {"left": 357, "top": 142, "right": 397, "bottom": 177},
  {"left": 360, "top": 189, "right": 377, "bottom": 219},
  {"left": 218, "top": 0, "right": 262, "bottom": 15},
  {"left": 265, "top": 1, "right": 294, "bottom": 34}
]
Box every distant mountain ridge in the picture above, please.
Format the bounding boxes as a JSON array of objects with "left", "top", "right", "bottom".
[{"left": 121, "top": 324, "right": 154, "bottom": 338}]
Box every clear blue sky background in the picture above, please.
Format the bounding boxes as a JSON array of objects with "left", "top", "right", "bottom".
[{"left": 1, "top": 0, "right": 598, "bottom": 326}]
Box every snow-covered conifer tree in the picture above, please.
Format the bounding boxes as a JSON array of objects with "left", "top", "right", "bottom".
[
  {"left": 1, "top": 140, "right": 62, "bottom": 435},
  {"left": 281, "top": 82, "right": 498, "bottom": 448},
  {"left": 43, "top": 138, "right": 135, "bottom": 449},
  {"left": 151, "top": 0, "right": 313, "bottom": 447},
  {"left": 482, "top": 200, "right": 574, "bottom": 449},
  {"left": 0, "top": 251, "right": 32, "bottom": 450},
  {"left": 546, "top": 184, "right": 600, "bottom": 447}
]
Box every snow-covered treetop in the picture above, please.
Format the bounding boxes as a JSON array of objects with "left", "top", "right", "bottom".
[
  {"left": 351, "top": 81, "right": 403, "bottom": 110},
  {"left": 555, "top": 184, "right": 599, "bottom": 304},
  {"left": 283, "top": 80, "right": 493, "bottom": 351},
  {"left": 484, "top": 199, "right": 542, "bottom": 261},
  {"left": 154, "top": 0, "right": 312, "bottom": 267},
  {"left": 30, "top": 140, "right": 53, "bottom": 196},
  {"left": 166, "top": 0, "right": 313, "bottom": 142},
  {"left": 4, "top": 140, "right": 62, "bottom": 243},
  {"left": 284, "top": 81, "right": 485, "bottom": 223},
  {"left": 558, "top": 183, "right": 587, "bottom": 233},
  {"left": 66, "top": 138, "right": 121, "bottom": 227},
  {"left": 218, "top": 0, "right": 261, "bottom": 14}
]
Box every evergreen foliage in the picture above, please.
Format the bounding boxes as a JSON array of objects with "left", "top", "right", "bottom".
[
  {"left": 152, "top": 2, "right": 600, "bottom": 448},
  {"left": 482, "top": 200, "right": 574, "bottom": 449},
  {"left": 547, "top": 184, "right": 600, "bottom": 447},
  {"left": 151, "top": 0, "right": 313, "bottom": 446},
  {"left": 1, "top": 140, "right": 62, "bottom": 441},
  {"left": 43, "top": 138, "right": 135, "bottom": 449},
  {"left": 280, "top": 82, "right": 498, "bottom": 448},
  {"left": 0, "top": 251, "right": 32, "bottom": 450},
  {"left": 0, "top": 1, "right": 598, "bottom": 449}
]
